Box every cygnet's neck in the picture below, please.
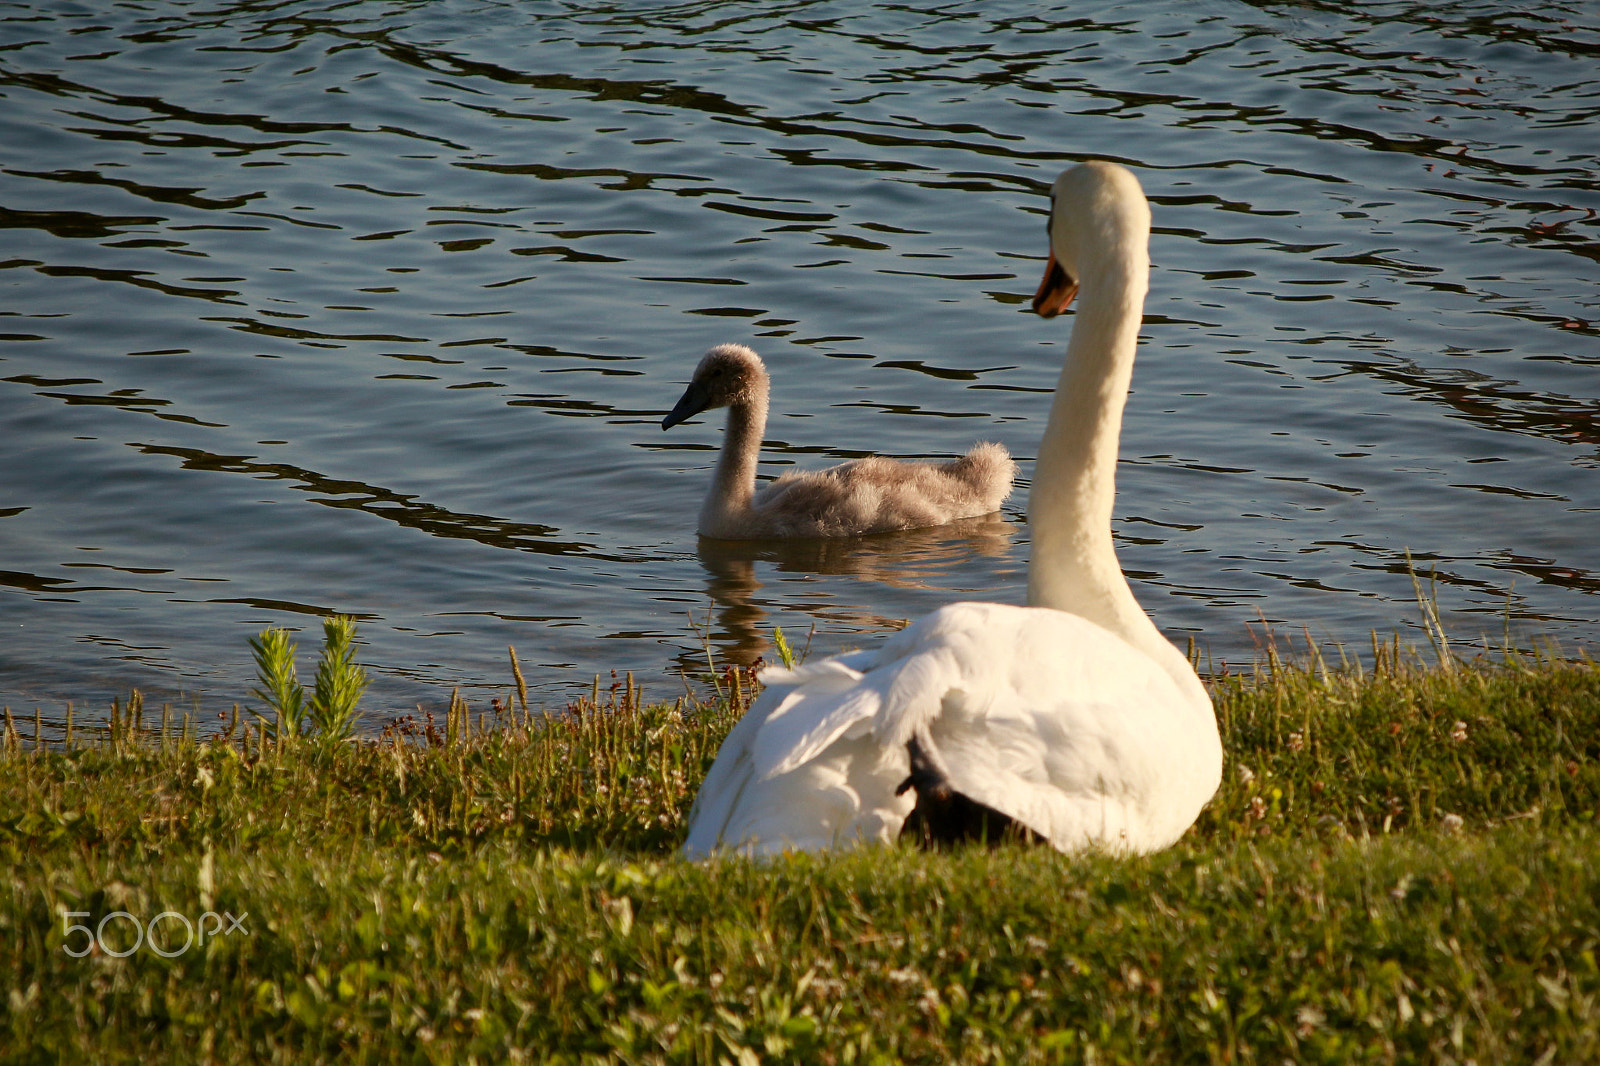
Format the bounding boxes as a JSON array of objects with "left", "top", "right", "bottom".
[
  {"left": 699, "top": 387, "right": 768, "bottom": 537},
  {"left": 1026, "top": 247, "right": 1192, "bottom": 682}
]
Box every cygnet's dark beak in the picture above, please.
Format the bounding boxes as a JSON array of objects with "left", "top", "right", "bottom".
[{"left": 662, "top": 381, "right": 712, "bottom": 430}]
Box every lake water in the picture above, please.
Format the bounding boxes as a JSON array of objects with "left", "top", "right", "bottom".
[{"left": 3, "top": 0, "right": 1598, "bottom": 729}]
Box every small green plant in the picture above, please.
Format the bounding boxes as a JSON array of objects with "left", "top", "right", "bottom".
[
  {"left": 773, "top": 624, "right": 795, "bottom": 669},
  {"left": 311, "top": 615, "right": 368, "bottom": 742},
  {"left": 249, "top": 616, "right": 368, "bottom": 743},
  {"left": 249, "top": 626, "right": 306, "bottom": 738}
]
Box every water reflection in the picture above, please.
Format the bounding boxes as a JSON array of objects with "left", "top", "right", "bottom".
[{"left": 686, "top": 514, "right": 1017, "bottom": 671}]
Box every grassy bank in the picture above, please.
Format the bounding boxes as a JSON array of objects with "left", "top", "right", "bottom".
[{"left": 3, "top": 649, "right": 1599, "bottom": 1063}]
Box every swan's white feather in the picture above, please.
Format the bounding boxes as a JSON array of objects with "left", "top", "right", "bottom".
[
  {"left": 750, "top": 662, "right": 873, "bottom": 781},
  {"left": 685, "top": 601, "right": 1216, "bottom": 857}
]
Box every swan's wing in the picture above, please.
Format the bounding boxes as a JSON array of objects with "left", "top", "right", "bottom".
[
  {"left": 821, "top": 601, "right": 1218, "bottom": 853},
  {"left": 916, "top": 614, "right": 1216, "bottom": 853},
  {"left": 678, "top": 605, "right": 1002, "bottom": 855},
  {"left": 750, "top": 657, "right": 877, "bottom": 781},
  {"left": 681, "top": 649, "right": 898, "bottom": 857},
  {"left": 681, "top": 607, "right": 985, "bottom": 856}
]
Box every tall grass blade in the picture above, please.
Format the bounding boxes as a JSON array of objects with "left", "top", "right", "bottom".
[{"left": 1406, "top": 548, "right": 1454, "bottom": 673}]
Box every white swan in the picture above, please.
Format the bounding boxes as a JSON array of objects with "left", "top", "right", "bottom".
[
  {"left": 682, "top": 162, "right": 1222, "bottom": 857},
  {"left": 662, "top": 343, "right": 1014, "bottom": 538}
]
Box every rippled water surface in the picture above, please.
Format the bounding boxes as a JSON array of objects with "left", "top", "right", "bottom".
[{"left": 4, "top": 0, "right": 1598, "bottom": 723}]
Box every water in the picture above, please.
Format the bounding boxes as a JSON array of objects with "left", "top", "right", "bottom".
[{"left": 3, "top": 0, "right": 1597, "bottom": 727}]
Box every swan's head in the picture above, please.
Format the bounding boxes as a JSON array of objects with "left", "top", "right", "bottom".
[
  {"left": 662, "top": 343, "right": 770, "bottom": 429},
  {"left": 1032, "top": 161, "right": 1151, "bottom": 318}
]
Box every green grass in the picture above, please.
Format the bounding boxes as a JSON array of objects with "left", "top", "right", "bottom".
[{"left": 3, "top": 648, "right": 1599, "bottom": 1064}]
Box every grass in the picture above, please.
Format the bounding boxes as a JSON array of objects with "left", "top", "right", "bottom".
[{"left": 2, "top": 644, "right": 1599, "bottom": 1064}]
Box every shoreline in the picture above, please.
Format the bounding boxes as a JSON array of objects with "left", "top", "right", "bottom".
[{"left": 4, "top": 651, "right": 1598, "bottom": 1060}]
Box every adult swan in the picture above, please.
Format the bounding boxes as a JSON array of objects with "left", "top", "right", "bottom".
[{"left": 682, "top": 161, "right": 1223, "bottom": 857}]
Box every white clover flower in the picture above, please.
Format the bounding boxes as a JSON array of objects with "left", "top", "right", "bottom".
[{"left": 886, "top": 967, "right": 922, "bottom": 987}]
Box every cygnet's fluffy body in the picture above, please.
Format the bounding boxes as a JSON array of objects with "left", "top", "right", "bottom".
[{"left": 663, "top": 343, "right": 1014, "bottom": 539}]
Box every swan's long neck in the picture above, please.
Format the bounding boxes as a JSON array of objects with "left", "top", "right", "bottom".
[
  {"left": 1027, "top": 242, "right": 1194, "bottom": 684},
  {"left": 699, "top": 388, "right": 768, "bottom": 536}
]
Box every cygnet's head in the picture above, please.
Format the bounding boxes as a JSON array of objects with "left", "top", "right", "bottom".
[
  {"left": 1032, "top": 161, "right": 1151, "bottom": 318},
  {"left": 662, "top": 343, "right": 770, "bottom": 430}
]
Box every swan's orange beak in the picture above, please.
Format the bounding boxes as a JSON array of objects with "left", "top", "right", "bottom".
[{"left": 1031, "top": 252, "right": 1078, "bottom": 318}]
